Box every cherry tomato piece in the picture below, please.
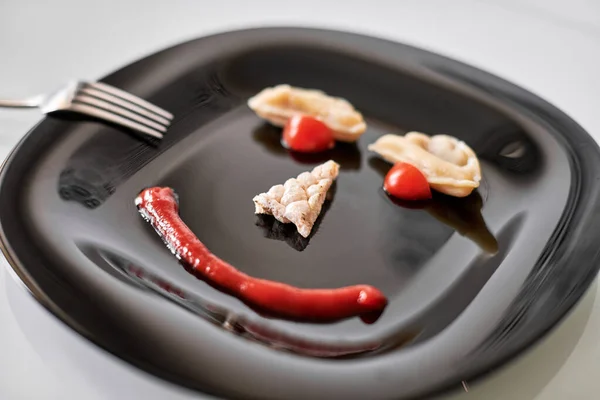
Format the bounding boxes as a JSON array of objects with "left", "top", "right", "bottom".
[
  {"left": 383, "top": 162, "right": 432, "bottom": 201},
  {"left": 282, "top": 115, "right": 335, "bottom": 153}
]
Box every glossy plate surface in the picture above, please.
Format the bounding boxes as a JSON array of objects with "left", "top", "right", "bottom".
[{"left": 1, "top": 27, "right": 600, "bottom": 400}]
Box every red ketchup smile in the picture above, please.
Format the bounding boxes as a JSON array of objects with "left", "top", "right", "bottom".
[{"left": 135, "top": 187, "right": 388, "bottom": 324}]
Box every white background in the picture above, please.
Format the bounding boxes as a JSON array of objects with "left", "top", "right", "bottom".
[{"left": 1, "top": 1, "right": 600, "bottom": 399}]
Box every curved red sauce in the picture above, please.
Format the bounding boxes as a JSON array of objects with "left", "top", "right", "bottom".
[{"left": 135, "top": 187, "right": 388, "bottom": 323}]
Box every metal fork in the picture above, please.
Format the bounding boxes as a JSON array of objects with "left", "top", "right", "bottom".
[{"left": 0, "top": 81, "right": 172, "bottom": 139}]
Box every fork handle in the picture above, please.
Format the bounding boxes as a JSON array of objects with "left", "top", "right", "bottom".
[{"left": 0, "top": 96, "right": 43, "bottom": 109}]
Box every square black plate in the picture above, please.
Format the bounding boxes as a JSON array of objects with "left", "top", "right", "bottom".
[{"left": 1, "top": 27, "right": 600, "bottom": 400}]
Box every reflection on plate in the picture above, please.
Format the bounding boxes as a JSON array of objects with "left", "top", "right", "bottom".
[
  {"left": 369, "top": 157, "right": 498, "bottom": 253},
  {"left": 81, "top": 245, "right": 387, "bottom": 358}
]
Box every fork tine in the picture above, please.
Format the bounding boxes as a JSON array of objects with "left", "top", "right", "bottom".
[
  {"left": 88, "top": 82, "right": 173, "bottom": 119},
  {"left": 74, "top": 94, "right": 168, "bottom": 133},
  {"left": 80, "top": 87, "right": 171, "bottom": 126},
  {"left": 68, "top": 103, "right": 164, "bottom": 139}
]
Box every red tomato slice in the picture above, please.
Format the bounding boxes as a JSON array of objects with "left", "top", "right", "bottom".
[
  {"left": 282, "top": 115, "right": 335, "bottom": 153},
  {"left": 383, "top": 162, "right": 432, "bottom": 201}
]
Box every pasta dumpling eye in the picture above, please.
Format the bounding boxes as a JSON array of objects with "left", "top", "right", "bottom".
[
  {"left": 247, "top": 84, "right": 367, "bottom": 143},
  {"left": 368, "top": 132, "right": 482, "bottom": 198}
]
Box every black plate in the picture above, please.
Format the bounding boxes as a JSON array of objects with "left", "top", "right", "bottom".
[{"left": 1, "top": 27, "right": 600, "bottom": 400}]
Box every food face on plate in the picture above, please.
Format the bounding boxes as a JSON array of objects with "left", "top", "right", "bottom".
[{"left": 135, "top": 83, "right": 488, "bottom": 324}]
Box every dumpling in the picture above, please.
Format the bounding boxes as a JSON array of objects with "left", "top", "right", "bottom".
[
  {"left": 248, "top": 84, "right": 366, "bottom": 143},
  {"left": 368, "top": 132, "right": 481, "bottom": 197}
]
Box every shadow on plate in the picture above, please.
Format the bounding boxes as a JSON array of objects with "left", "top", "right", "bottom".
[
  {"left": 55, "top": 113, "right": 162, "bottom": 210},
  {"left": 369, "top": 157, "right": 498, "bottom": 254}
]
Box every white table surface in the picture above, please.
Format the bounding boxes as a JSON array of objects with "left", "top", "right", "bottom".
[{"left": 1, "top": 1, "right": 600, "bottom": 399}]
